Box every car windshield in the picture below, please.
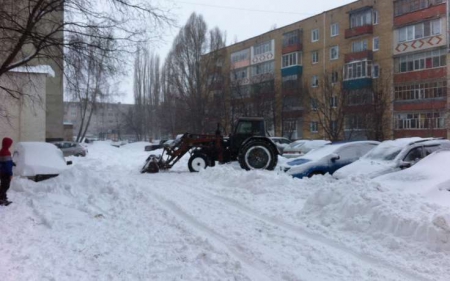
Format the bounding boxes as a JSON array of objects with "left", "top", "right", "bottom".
[
  {"left": 363, "top": 142, "right": 403, "bottom": 161},
  {"left": 300, "top": 144, "right": 339, "bottom": 161},
  {"left": 288, "top": 141, "right": 306, "bottom": 149}
]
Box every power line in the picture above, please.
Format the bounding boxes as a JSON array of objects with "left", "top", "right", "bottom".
[{"left": 176, "top": 1, "right": 314, "bottom": 16}]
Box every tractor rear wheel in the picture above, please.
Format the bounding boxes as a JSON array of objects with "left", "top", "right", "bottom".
[
  {"left": 238, "top": 140, "right": 277, "bottom": 171},
  {"left": 188, "top": 153, "right": 209, "bottom": 172}
]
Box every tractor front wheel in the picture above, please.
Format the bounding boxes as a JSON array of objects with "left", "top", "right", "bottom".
[
  {"left": 238, "top": 140, "right": 277, "bottom": 171},
  {"left": 188, "top": 153, "right": 209, "bottom": 172}
]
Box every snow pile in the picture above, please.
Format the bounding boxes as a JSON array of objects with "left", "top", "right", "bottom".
[
  {"left": 301, "top": 176, "right": 450, "bottom": 252},
  {"left": 375, "top": 150, "right": 450, "bottom": 205}
]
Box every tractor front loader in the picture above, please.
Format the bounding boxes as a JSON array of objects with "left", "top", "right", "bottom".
[{"left": 140, "top": 117, "right": 280, "bottom": 173}]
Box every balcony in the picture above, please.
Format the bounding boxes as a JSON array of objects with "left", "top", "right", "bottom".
[
  {"left": 282, "top": 30, "right": 303, "bottom": 54},
  {"left": 344, "top": 50, "right": 373, "bottom": 63},
  {"left": 343, "top": 78, "right": 372, "bottom": 90},
  {"left": 282, "top": 43, "right": 303, "bottom": 54},
  {"left": 394, "top": 3, "right": 446, "bottom": 27},
  {"left": 281, "top": 65, "right": 303, "bottom": 77},
  {"left": 345, "top": 25, "right": 373, "bottom": 39}
]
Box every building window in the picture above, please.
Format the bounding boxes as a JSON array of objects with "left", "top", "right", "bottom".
[
  {"left": 350, "top": 9, "right": 373, "bottom": 28},
  {"left": 331, "top": 71, "right": 339, "bottom": 83},
  {"left": 394, "top": 49, "right": 446, "bottom": 73},
  {"left": 283, "top": 30, "right": 300, "bottom": 47},
  {"left": 331, "top": 23, "right": 339, "bottom": 37},
  {"left": 347, "top": 91, "right": 374, "bottom": 106},
  {"left": 395, "top": 112, "right": 445, "bottom": 130},
  {"left": 373, "top": 64, "right": 380, "bottom": 78},
  {"left": 254, "top": 41, "right": 272, "bottom": 56},
  {"left": 311, "top": 29, "right": 319, "bottom": 42},
  {"left": 345, "top": 115, "right": 365, "bottom": 130},
  {"left": 344, "top": 60, "right": 372, "bottom": 80},
  {"left": 311, "top": 75, "right": 319, "bottom": 87},
  {"left": 395, "top": 80, "right": 447, "bottom": 101},
  {"left": 330, "top": 96, "right": 338, "bottom": 108},
  {"left": 373, "top": 10, "right": 379, "bottom": 25},
  {"left": 373, "top": 37, "right": 379, "bottom": 51},
  {"left": 352, "top": 40, "right": 368, "bottom": 52},
  {"left": 394, "top": 0, "right": 444, "bottom": 17},
  {"left": 397, "top": 19, "right": 441, "bottom": 43},
  {"left": 311, "top": 98, "right": 318, "bottom": 110},
  {"left": 330, "top": 46, "right": 339, "bottom": 60},
  {"left": 231, "top": 68, "right": 248, "bottom": 81},
  {"left": 312, "top": 51, "right": 319, "bottom": 64},
  {"left": 252, "top": 61, "right": 274, "bottom": 76},
  {"left": 282, "top": 52, "right": 300, "bottom": 68},
  {"left": 231, "top": 49, "right": 250, "bottom": 63},
  {"left": 310, "top": 122, "right": 319, "bottom": 133}
]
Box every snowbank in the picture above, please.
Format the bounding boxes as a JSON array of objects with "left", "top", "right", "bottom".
[{"left": 301, "top": 176, "right": 450, "bottom": 252}]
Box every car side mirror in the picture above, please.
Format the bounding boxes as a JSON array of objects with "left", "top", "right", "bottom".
[
  {"left": 330, "top": 154, "right": 340, "bottom": 162},
  {"left": 67, "top": 161, "right": 73, "bottom": 166},
  {"left": 399, "top": 161, "right": 411, "bottom": 169}
]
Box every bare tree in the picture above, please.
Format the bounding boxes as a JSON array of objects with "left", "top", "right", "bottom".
[
  {"left": 362, "top": 70, "right": 393, "bottom": 141},
  {"left": 66, "top": 27, "right": 117, "bottom": 142},
  {"left": 131, "top": 47, "right": 161, "bottom": 141},
  {"left": 304, "top": 70, "right": 346, "bottom": 141},
  {"left": 0, "top": 0, "right": 172, "bottom": 108},
  {"left": 164, "top": 13, "right": 226, "bottom": 134}
]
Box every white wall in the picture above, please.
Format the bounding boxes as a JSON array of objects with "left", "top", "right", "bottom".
[{"left": 0, "top": 72, "right": 47, "bottom": 148}]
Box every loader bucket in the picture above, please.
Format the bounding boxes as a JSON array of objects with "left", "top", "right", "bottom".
[{"left": 141, "top": 155, "right": 161, "bottom": 173}]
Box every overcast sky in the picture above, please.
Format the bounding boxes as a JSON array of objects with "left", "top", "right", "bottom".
[{"left": 117, "top": 0, "right": 355, "bottom": 103}]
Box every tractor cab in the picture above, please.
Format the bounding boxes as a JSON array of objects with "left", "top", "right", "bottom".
[{"left": 230, "top": 117, "right": 267, "bottom": 153}]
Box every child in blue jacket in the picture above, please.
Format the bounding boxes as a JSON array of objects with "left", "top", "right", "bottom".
[{"left": 0, "top": 137, "right": 14, "bottom": 206}]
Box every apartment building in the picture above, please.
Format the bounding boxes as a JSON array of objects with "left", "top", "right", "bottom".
[
  {"left": 213, "top": 0, "right": 449, "bottom": 140},
  {"left": 64, "top": 102, "right": 134, "bottom": 141}
]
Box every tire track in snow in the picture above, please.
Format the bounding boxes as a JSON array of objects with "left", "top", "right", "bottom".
[
  {"left": 138, "top": 183, "right": 277, "bottom": 281},
  {"left": 160, "top": 176, "right": 432, "bottom": 281}
]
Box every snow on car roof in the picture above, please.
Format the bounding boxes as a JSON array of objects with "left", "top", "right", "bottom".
[
  {"left": 363, "top": 137, "right": 445, "bottom": 161},
  {"left": 13, "top": 142, "right": 68, "bottom": 177},
  {"left": 300, "top": 141, "right": 375, "bottom": 161}
]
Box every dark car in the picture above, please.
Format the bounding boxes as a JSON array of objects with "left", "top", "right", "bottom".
[{"left": 53, "top": 141, "right": 87, "bottom": 157}]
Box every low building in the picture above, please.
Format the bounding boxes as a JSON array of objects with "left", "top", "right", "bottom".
[
  {"left": 64, "top": 102, "right": 135, "bottom": 141},
  {"left": 0, "top": 67, "right": 54, "bottom": 146}
]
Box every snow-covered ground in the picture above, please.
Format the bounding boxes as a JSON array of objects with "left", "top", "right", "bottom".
[{"left": 1, "top": 141, "right": 449, "bottom": 281}]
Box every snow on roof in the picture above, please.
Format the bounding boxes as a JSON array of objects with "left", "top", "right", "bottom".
[{"left": 9, "top": 65, "right": 55, "bottom": 77}]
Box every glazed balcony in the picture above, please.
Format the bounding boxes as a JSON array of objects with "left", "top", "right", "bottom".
[
  {"left": 394, "top": 3, "right": 446, "bottom": 27},
  {"left": 282, "top": 30, "right": 303, "bottom": 54},
  {"left": 343, "top": 78, "right": 372, "bottom": 90},
  {"left": 344, "top": 50, "right": 373, "bottom": 63},
  {"left": 345, "top": 25, "right": 373, "bottom": 39}
]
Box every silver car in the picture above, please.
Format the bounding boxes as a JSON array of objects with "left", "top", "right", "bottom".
[{"left": 53, "top": 141, "right": 87, "bottom": 157}]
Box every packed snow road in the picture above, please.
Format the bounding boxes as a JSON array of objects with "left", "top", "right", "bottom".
[{"left": 1, "top": 142, "right": 449, "bottom": 281}]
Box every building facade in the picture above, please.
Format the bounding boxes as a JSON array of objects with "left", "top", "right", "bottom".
[
  {"left": 64, "top": 102, "right": 135, "bottom": 141},
  {"left": 213, "top": 0, "right": 449, "bottom": 140}
]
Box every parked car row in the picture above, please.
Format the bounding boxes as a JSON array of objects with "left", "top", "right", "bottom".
[{"left": 281, "top": 137, "right": 450, "bottom": 180}]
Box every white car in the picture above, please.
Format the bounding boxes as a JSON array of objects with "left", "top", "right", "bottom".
[
  {"left": 282, "top": 140, "right": 331, "bottom": 158},
  {"left": 13, "top": 142, "right": 72, "bottom": 182},
  {"left": 334, "top": 138, "right": 450, "bottom": 179}
]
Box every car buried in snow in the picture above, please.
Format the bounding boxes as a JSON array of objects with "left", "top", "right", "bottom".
[
  {"left": 13, "top": 142, "right": 73, "bottom": 182},
  {"left": 280, "top": 141, "right": 379, "bottom": 179},
  {"left": 282, "top": 139, "right": 331, "bottom": 158},
  {"left": 333, "top": 137, "right": 450, "bottom": 179}
]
